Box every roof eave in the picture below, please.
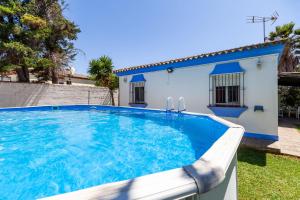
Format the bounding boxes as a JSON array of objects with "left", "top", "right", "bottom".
[{"left": 115, "top": 41, "right": 285, "bottom": 76}]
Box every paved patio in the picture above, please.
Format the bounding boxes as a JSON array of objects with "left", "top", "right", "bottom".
[
  {"left": 278, "top": 119, "right": 300, "bottom": 157},
  {"left": 241, "top": 118, "right": 300, "bottom": 158}
]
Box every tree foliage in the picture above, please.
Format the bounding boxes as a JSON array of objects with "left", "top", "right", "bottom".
[
  {"left": 279, "top": 86, "right": 300, "bottom": 107},
  {"left": 88, "top": 56, "right": 119, "bottom": 106},
  {"left": 0, "top": 0, "right": 80, "bottom": 83},
  {"left": 269, "top": 22, "right": 300, "bottom": 51},
  {"left": 269, "top": 22, "right": 300, "bottom": 73},
  {"left": 272, "top": 24, "right": 300, "bottom": 109}
]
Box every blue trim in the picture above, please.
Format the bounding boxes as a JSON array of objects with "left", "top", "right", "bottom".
[
  {"left": 210, "top": 62, "right": 245, "bottom": 75},
  {"left": 129, "top": 103, "right": 148, "bottom": 108},
  {"left": 208, "top": 106, "right": 248, "bottom": 118},
  {"left": 116, "top": 44, "right": 284, "bottom": 76},
  {"left": 130, "top": 74, "right": 146, "bottom": 82},
  {"left": 244, "top": 132, "right": 278, "bottom": 141}
]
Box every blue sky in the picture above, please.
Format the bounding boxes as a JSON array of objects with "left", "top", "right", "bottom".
[{"left": 65, "top": 0, "right": 300, "bottom": 74}]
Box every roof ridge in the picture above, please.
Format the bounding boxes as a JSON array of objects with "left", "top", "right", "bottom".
[{"left": 114, "top": 40, "right": 286, "bottom": 73}]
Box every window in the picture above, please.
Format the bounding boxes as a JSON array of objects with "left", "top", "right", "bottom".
[
  {"left": 130, "top": 82, "right": 145, "bottom": 104},
  {"left": 209, "top": 73, "right": 244, "bottom": 107},
  {"left": 228, "top": 86, "right": 239, "bottom": 103}
]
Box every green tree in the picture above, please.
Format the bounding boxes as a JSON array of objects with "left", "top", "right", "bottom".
[
  {"left": 269, "top": 22, "right": 300, "bottom": 54},
  {"left": 269, "top": 22, "right": 296, "bottom": 40},
  {"left": 0, "top": 0, "right": 48, "bottom": 81},
  {"left": 0, "top": 0, "right": 80, "bottom": 83},
  {"left": 279, "top": 86, "right": 300, "bottom": 107},
  {"left": 32, "top": 0, "right": 80, "bottom": 83},
  {"left": 88, "top": 56, "right": 119, "bottom": 106},
  {"left": 269, "top": 22, "right": 300, "bottom": 72}
]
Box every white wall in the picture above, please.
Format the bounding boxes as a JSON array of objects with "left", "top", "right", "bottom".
[
  {"left": 0, "top": 82, "right": 118, "bottom": 107},
  {"left": 119, "top": 54, "right": 279, "bottom": 136}
]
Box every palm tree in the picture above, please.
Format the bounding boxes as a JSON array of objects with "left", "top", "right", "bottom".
[
  {"left": 269, "top": 22, "right": 300, "bottom": 42},
  {"left": 88, "top": 56, "right": 119, "bottom": 106},
  {"left": 269, "top": 22, "right": 300, "bottom": 72}
]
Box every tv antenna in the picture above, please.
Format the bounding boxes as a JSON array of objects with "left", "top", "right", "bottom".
[{"left": 247, "top": 11, "right": 279, "bottom": 42}]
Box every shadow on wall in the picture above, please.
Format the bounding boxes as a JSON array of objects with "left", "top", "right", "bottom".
[
  {"left": 23, "top": 83, "right": 49, "bottom": 106},
  {"left": 0, "top": 82, "right": 118, "bottom": 107},
  {"left": 0, "top": 82, "right": 47, "bottom": 107}
]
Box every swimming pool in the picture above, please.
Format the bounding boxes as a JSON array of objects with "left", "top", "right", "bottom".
[{"left": 0, "top": 105, "right": 244, "bottom": 200}]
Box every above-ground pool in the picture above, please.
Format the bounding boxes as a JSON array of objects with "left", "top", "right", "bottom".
[{"left": 0, "top": 105, "right": 244, "bottom": 200}]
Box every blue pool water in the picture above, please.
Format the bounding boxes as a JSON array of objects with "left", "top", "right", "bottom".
[{"left": 0, "top": 106, "right": 228, "bottom": 199}]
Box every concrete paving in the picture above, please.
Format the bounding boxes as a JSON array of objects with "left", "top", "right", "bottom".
[
  {"left": 278, "top": 119, "right": 300, "bottom": 157},
  {"left": 241, "top": 118, "right": 300, "bottom": 158}
]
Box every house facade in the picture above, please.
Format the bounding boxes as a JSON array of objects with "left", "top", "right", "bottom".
[{"left": 115, "top": 41, "right": 286, "bottom": 140}]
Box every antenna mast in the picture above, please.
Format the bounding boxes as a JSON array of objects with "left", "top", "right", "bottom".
[{"left": 247, "top": 11, "right": 279, "bottom": 42}]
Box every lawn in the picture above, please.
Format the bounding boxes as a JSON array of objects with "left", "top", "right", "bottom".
[
  {"left": 295, "top": 124, "right": 300, "bottom": 132},
  {"left": 237, "top": 148, "right": 300, "bottom": 200}
]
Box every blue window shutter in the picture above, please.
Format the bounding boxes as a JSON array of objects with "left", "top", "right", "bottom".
[
  {"left": 130, "top": 74, "right": 146, "bottom": 82},
  {"left": 210, "top": 62, "right": 245, "bottom": 75}
]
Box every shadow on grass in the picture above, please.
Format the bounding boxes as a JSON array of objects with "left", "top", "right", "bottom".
[{"left": 237, "top": 148, "right": 266, "bottom": 167}]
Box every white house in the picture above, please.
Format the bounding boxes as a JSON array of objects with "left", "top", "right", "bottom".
[{"left": 115, "top": 40, "right": 287, "bottom": 141}]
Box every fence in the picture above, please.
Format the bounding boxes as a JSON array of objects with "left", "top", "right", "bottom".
[{"left": 0, "top": 82, "right": 118, "bottom": 108}]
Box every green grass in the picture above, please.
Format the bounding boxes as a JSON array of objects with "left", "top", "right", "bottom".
[
  {"left": 237, "top": 148, "right": 300, "bottom": 200},
  {"left": 295, "top": 124, "right": 300, "bottom": 132}
]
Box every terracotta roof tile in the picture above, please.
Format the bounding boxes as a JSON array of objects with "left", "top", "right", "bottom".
[{"left": 114, "top": 40, "right": 285, "bottom": 73}]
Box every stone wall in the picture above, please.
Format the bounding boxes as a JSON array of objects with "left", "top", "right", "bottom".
[{"left": 0, "top": 82, "right": 118, "bottom": 108}]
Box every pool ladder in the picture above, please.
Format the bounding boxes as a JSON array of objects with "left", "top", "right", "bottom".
[
  {"left": 177, "top": 97, "right": 186, "bottom": 113},
  {"left": 166, "top": 97, "right": 175, "bottom": 112},
  {"left": 166, "top": 97, "right": 186, "bottom": 112}
]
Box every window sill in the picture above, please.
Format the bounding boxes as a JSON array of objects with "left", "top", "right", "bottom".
[
  {"left": 129, "top": 103, "right": 148, "bottom": 108},
  {"left": 207, "top": 106, "right": 248, "bottom": 118}
]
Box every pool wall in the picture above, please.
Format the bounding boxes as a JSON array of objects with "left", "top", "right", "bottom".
[{"left": 0, "top": 105, "right": 244, "bottom": 200}]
